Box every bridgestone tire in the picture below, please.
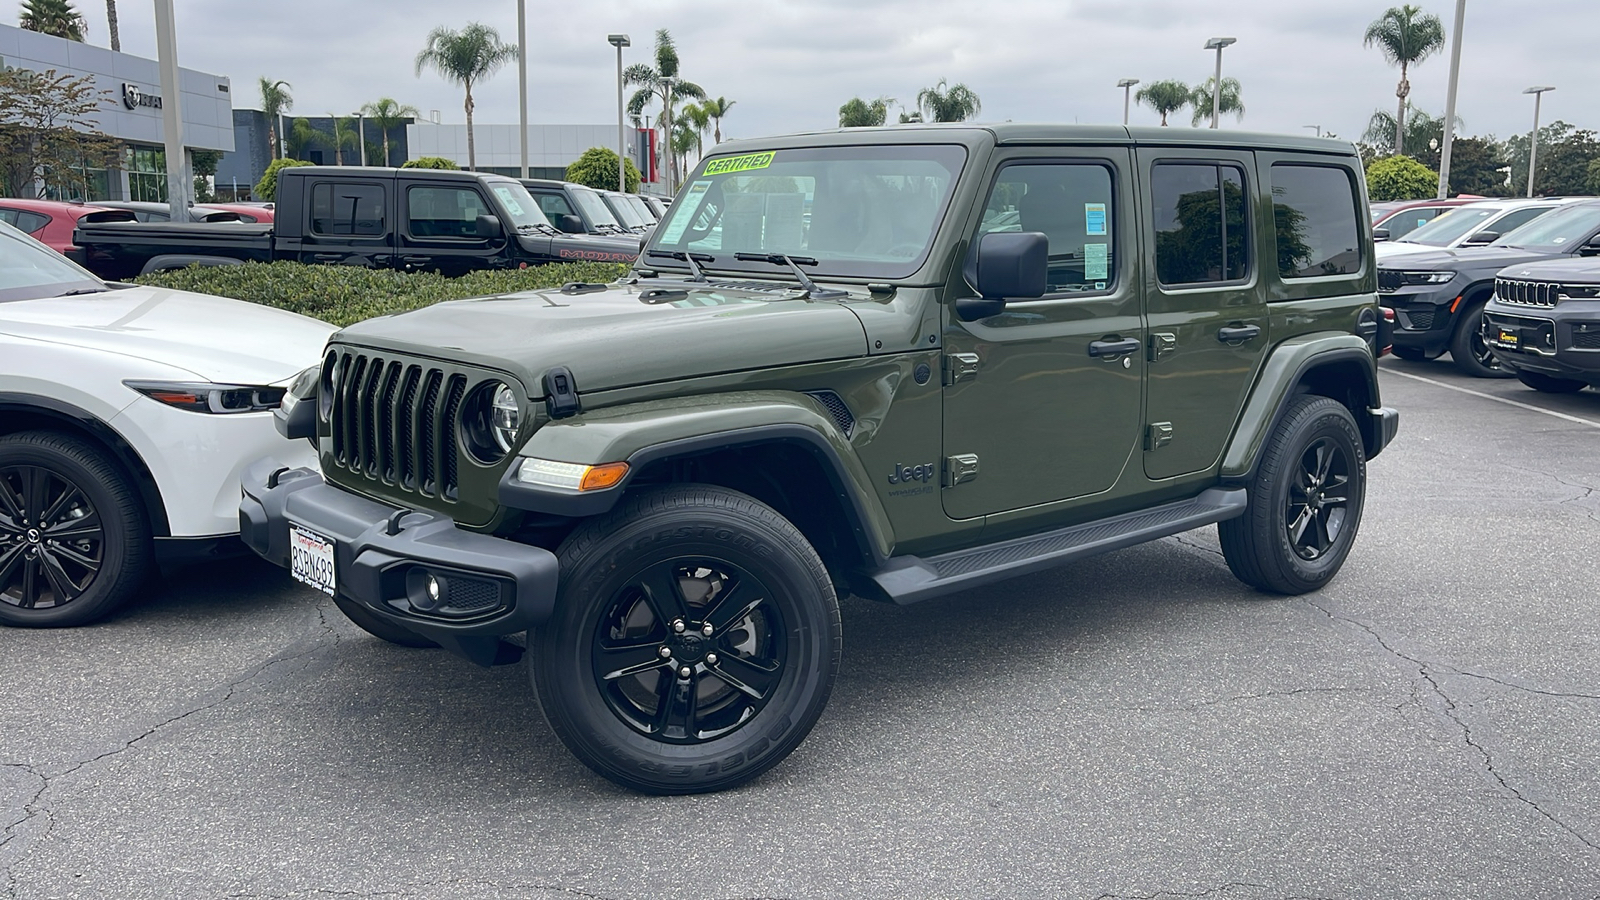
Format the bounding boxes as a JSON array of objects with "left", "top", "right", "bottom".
[
  {"left": 1219, "top": 396, "right": 1366, "bottom": 595},
  {"left": 532, "top": 484, "right": 841, "bottom": 794},
  {"left": 1515, "top": 370, "right": 1588, "bottom": 394},
  {"left": 331, "top": 592, "right": 439, "bottom": 648},
  {"left": 0, "top": 431, "right": 152, "bottom": 627},
  {"left": 1390, "top": 345, "right": 1427, "bottom": 362},
  {"left": 1450, "top": 298, "right": 1514, "bottom": 378}
]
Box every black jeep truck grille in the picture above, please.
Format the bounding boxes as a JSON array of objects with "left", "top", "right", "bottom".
[
  {"left": 1496, "top": 278, "right": 1561, "bottom": 308},
  {"left": 329, "top": 350, "right": 470, "bottom": 501},
  {"left": 1377, "top": 270, "right": 1406, "bottom": 294}
]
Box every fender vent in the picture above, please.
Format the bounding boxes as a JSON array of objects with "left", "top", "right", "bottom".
[{"left": 804, "top": 391, "right": 855, "bottom": 438}]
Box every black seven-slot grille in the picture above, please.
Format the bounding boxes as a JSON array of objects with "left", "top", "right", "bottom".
[
  {"left": 1496, "top": 278, "right": 1560, "bottom": 308},
  {"left": 329, "top": 349, "right": 474, "bottom": 500}
]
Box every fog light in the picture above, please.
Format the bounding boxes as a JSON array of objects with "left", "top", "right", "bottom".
[{"left": 425, "top": 574, "right": 441, "bottom": 602}]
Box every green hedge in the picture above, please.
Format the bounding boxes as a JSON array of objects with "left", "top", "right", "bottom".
[{"left": 134, "top": 260, "right": 630, "bottom": 327}]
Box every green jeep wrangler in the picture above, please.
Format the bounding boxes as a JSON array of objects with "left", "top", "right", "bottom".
[{"left": 242, "top": 125, "right": 1399, "bottom": 794}]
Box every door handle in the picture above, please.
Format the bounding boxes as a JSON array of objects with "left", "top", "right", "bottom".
[
  {"left": 1088, "top": 337, "right": 1141, "bottom": 358},
  {"left": 312, "top": 253, "right": 342, "bottom": 262},
  {"left": 1217, "top": 324, "right": 1261, "bottom": 344}
]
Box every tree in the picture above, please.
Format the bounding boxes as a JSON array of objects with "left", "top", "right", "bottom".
[
  {"left": 286, "top": 117, "right": 321, "bottom": 161},
  {"left": 1443, "top": 136, "right": 1509, "bottom": 196},
  {"left": 898, "top": 110, "right": 923, "bottom": 124},
  {"left": 566, "top": 147, "right": 640, "bottom": 193},
  {"left": 18, "top": 0, "right": 85, "bottom": 41},
  {"left": 400, "top": 156, "right": 458, "bottom": 170},
  {"left": 104, "top": 0, "right": 118, "bottom": 51},
  {"left": 258, "top": 78, "right": 292, "bottom": 161},
  {"left": 670, "top": 119, "right": 698, "bottom": 184},
  {"left": 360, "top": 97, "right": 419, "bottom": 166},
  {"left": 0, "top": 67, "right": 119, "bottom": 199},
  {"left": 1188, "top": 77, "right": 1244, "bottom": 127},
  {"left": 1136, "top": 79, "right": 1191, "bottom": 126},
  {"left": 414, "top": 22, "right": 518, "bottom": 172},
  {"left": 838, "top": 96, "right": 891, "bottom": 128},
  {"left": 1364, "top": 5, "right": 1445, "bottom": 157},
  {"left": 680, "top": 102, "right": 711, "bottom": 169},
  {"left": 326, "top": 115, "right": 361, "bottom": 166},
  {"left": 191, "top": 149, "right": 220, "bottom": 203},
  {"left": 1588, "top": 158, "right": 1600, "bottom": 196},
  {"left": 701, "top": 96, "right": 735, "bottom": 143},
  {"left": 1366, "top": 154, "right": 1438, "bottom": 201},
  {"left": 916, "top": 79, "right": 981, "bottom": 123},
  {"left": 1362, "top": 104, "right": 1454, "bottom": 167},
  {"left": 626, "top": 29, "right": 705, "bottom": 193},
  {"left": 1499, "top": 122, "right": 1600, "bottom": 196},
  {"left": 253, "top": 158, "right": 311, "bottom": 202}
]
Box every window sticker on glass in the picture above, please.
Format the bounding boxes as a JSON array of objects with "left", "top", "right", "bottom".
[
  {"left": 659, "top": 180, "right": 711, "bottom": 245},
  {"left": 1085, "top": 203, "right": 1108, "bottom": 236},
  {"left": 1084, "top": 243, "right": 1109, "bottom": 280},
  {"left": 492, "top": 186, "right": 525, "bottom": 216}
]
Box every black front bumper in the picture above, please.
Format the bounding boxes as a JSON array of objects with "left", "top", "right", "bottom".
[
  {"left": 239, "top": 460, "right": 559, "bottom": 665},
  {"left": 1483, "top": 299, "right": 1600, "bottom": 385},
  {"left": 1384, "top": 285, "right": 1464, "bottom": 356}
]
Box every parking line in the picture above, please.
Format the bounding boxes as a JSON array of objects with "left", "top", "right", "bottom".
[{"left": 1383, "top": 368, "right": 1600, "bottom": 430}]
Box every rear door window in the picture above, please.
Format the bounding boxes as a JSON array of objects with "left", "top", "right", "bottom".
[
  {"left": 0, "top": 210, "right": 50, "bottom": 234},
  {"left": 311, "top": 183, "right": 386, "bottom": 236},
  {"left": 1269, "top": 164, "right": 1362, "bottom": 278},
  {"left": 1151, "top": 162, "right": 1250, "bottom": 285}
]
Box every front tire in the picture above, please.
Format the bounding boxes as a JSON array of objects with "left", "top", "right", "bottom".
[
  {"left": 1450, "top": 298, "right": 1513, "bottom": 378},
  {"left": 532, "top": 485, "right": 841, "bottom": 794},
  {"left": 1220, "top": 396, "right": 1366, "bottom": 595},
  {"left": 1515, "top": 370, "right": 1588, "bottom": 394},
  {"left": 0, "top": 431, "right": 152, "bottom": 627}
]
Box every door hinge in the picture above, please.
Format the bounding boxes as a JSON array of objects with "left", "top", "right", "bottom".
[
  {"left": 1149, "top": 332, "right": 1177, "bottom": 363},
  {"left": 944, "top": 453, "right": 980, "bottom": 487},
  {"left": 943, "top": 353, "right": 981, "bottom": 386},
  {"left": 1146, "top": 422, "right": 1174, "bottom": 450}
]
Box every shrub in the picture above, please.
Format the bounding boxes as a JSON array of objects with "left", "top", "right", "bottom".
[
  {"left": 254, "top": 158, "right": 313, "bottom": 202},
  {"left": 401, "top": 156, "right": 460, "bottom": 170},
  {"left": 133, "top": 260, "right": 631, "bottom": 327},
  {"left": 565, "top": 147, "right": 641, "bottom": 192},
  {"left": 1366, "top": 155, "right": 1438, "bottom": 201}
]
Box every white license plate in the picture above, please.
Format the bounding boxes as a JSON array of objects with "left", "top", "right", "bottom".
[{"left": 288, "top": 523, "right": 337, "bottom": 596}]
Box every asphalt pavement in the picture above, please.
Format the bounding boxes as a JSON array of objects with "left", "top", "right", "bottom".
[{"left": 4, "top": 355, "right": 1599, "bottom": 900}]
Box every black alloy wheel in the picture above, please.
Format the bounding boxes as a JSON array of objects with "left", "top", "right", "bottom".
[
  {"left": 0, "top": 432, "right": 150, "bottom": 627},
  {"left": 1450, "top": 299, "right": 1514, "bottom": 378},
  {"left": 1285, "top": 438, "right": 1352, "bottom": 561}
]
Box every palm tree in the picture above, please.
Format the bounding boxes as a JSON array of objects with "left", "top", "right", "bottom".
[
  {"left": 1364, "top": 5, "right": 1446, "bottom": 157},
  {"left": 681, "top": 102, "right": 712, "bottom": 170},
  {"left": 287, "top": 118, "right": 321, "bottom": 161},
  {"left": 702, "top": 96, "right": 736, "bottom": 143},
  {"left": 839, "top": 97, "right": 891, "bottom": 128},
  {"left": 360, "top": 97, "right": 420, "bottom": 166},
  {"left": 1188, "top": 78, "right": 1245, "bottom": 127},
  {"left": 329, "top": 115, "right": 360, "bottom": 166},
  {"left": 1135, "top": 79, "right": 1191, "bottom": 126},
  {"left": 625, "top": 29, "right": 705, "bottom": 193},
  {"left": 19, "top": 0, "right": 86, "bottom": 41},
  {"left": 104, "top": 0, "right": 118, "bottom": 51},
  {"left": 258, "top": 78, "right": 293, "bottom": 161},
  {"left": 414, "top": 22, "right": 518, "bottom": 172},
  {"left": 670, "top": 120, "right": 698, "bottom": 185},
  {"left": 916, "top": 80, "right": 981, "bottom": 123}
]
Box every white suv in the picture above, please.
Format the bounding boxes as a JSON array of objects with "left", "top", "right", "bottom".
[{"left": 0, "top": 222, "right": 332, "bottom": 626}]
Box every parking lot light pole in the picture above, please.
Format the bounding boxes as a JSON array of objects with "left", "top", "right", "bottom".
[
  {"left": 356, "top": 112, "right": 366, "bottom": 166},
  {"left": 1523, "top": 85, "right": 1555, "bottom": 197},
  {"left": 1204, "top": 37, "right": 1236, "bottom": 129},
  {"left": 518, "top": 0, "right": 529, "bottom": 179},
  {"left": 1436, "top": 0, "right": 1466, "bottom": 198},
  {"left": 153, "top": 0, "right": 186, "bottom": 221},
  {"left": 1116, "top": 78, "right": 1138, "bottom": 126},
  {"left": 609, "top": 34, "right": 631, "bottom": 193}
]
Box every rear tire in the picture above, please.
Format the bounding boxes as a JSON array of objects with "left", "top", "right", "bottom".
[
  {"left": 1450, "top": 298, "right": 1513, "bottom": 378},
  {"left": 331, "top": 592, "right": 439, "bottom": 648},
  {"left": 1220, "top": 396, "right": 1366, "bottom": 595},
  {"left": 1514, "top": 370, "right": 1588, "bottom": 394},
  {"left": 532, "top": 484, "right": 841, "bottom": 794},
  {"left": 0, "top": 431, "right": 152, "bottom": 627}
]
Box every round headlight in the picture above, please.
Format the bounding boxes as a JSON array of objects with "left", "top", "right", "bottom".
[{"left": 490, "top": 383, "right": 520, "bottom": 452}]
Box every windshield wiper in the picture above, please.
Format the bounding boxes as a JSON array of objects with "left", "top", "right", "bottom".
[
  {"left": 58, "top": 287, "right": 109, "bottom": 296},
  {"left": 517, "top": 223, "right": 561, "bottom": 236},
  {"left": 646, "top": 249, "right": 713, "bottom": 282},
  {"left": 732, "top": 253, "right": 848, "bottom": 300}
]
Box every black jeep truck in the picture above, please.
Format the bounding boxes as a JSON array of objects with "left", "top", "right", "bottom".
[
  {"left": 74, "top": 167, "right": 641, "bottom": 281},
  {"left": 1380, "top": 199, "right": 1600, "bottom": 377},
  {"left": 1483, "top": 258, "right": 1600, "bottom": 392},
  {"left": 520, "top": 179, "right": 630, "bottom": 237}
]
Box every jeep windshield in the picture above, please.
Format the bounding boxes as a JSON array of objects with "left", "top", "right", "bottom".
[
  {"left": 648, "top": 144, "right": 967, "bottom": 280},
  {"left": 1492, "top": 203, "right": 1600, "bottom": 252},
  {"left": 486, "top": 180, "right": 559, "bottom": 233}
]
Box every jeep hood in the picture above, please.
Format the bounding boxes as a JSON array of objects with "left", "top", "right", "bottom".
[
  {"left": 0, "top": 284, "right": 334, "bottom": 384},
  {"left": 333, "top": 282, "right": 870, "bottom": 395}
]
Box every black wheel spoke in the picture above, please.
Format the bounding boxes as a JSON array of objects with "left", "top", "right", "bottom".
[
  {"left": 22, "top": 466, "right": 49, "bottom": 521},
  {"left": 652, "top": 673, "right": 699, "bottom": 737},
  {"left": 1288, "top": 505, "right": 1315, "bottom": 547},
  {"left": 45, "top": 510, "right": 102, "bottom": 541},
  {"left": 0, "top": 476, "right": 23, "bottom": 526},
  {"left": 596, "top": 639, "right": 670, "bottom": 681},
  {"left": 1321, "top": 475, "right": 1350, "bottom": 506},
  {"left": 636, "top": 563, "right": 690, "bottom": 624},
  {"left": 36, "top": 550, "right": 81, "bottom": 603},
  {"left": 707, "top": 653, "right": 780, "bottom": 700},
  {"left": 45, "top": 541, "right": 100, "bottom": 574},
  {"left": 0, "top": 543, "right": 25, "bottom": 587},
  {"left": 1311, "top": 442, "right": 1332, "bottom": 484},
  {"left": 703, "top": 578, "right": 763, "bottom": 632},
  {"left": 39, "top": 484, "right": 82, "bottom": 526},
  {"left": 19, "top": 556, "right": 38, "bottom": 609}
]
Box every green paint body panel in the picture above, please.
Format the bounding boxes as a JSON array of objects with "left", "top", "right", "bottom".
[{"left": 1221, "top": 332, "right": 1376, "bottom": 478}]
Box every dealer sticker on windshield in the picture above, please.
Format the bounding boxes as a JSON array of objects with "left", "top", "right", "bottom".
[{"left": 702, "top": 151, "right": 776, "bottom": 176}]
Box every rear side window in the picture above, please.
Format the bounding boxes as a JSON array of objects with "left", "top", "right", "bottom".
[
  {"left": 406, "top": 186, "right": 488, "bottom": 238},
  {"left": 1382, "top": 207, "right": 1441, "bottom": 239},
  {"left": 1270, "top": 164, "right": 1362, "bottom": 278},
  {"left": 0, "top": 209, "right": 51, "bottom": 234},
  {"left": 1152, "top": 163, "right": 1249, "bottom": 285},
  {"left": 312, "top": 183, "right": 386, "bottom": 236},
  {"left": 975, "top": 162, "right": 1117, "bottom": 294},
  {"left": 1490, "top": 207, "right": 1551, "bottom": 239}
]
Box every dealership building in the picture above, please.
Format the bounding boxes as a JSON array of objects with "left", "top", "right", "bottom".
[{"left": 0, "top": 23, "right": 234, "bottom": 201}]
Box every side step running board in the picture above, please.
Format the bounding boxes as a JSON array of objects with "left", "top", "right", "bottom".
[{"left": 864, "top": 487, "right": 1248, "bottom": 606}]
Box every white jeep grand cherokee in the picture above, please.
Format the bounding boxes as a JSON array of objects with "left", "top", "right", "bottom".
[{"left": 0, "top": 221, "right": 332, "bottom": 626}]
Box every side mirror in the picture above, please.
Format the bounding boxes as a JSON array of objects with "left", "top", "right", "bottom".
[
  {"left": 956, "top": 231, "right": 1048, "bottom": 322},
  {"left": 1463, "top": 231, "right": 1499, "bottom": 245},
  {"left": 1582, "top": 234, "right": 1600, "bottom": 256},
  {"left": 1372, "top": 227, "right": 1391, "bottom": 241},
  {"left": 558, "top": 214, "right": 585, "bottom": 234},
  {"left": 475, "top": 214, "right": 502, "bottom": 238}
]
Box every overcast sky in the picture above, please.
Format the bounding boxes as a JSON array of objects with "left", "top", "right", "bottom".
[{"left": 20, "top": 0, "right": 1595, "bottom": 146}]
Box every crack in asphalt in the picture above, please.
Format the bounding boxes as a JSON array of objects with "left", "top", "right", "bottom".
[
  {"left": 1170, "top": 533, "right": 1227, "bottom": 560},
  {"left": 0, "top": 598, "right": 344, "bottom": 893},
  {"left": 1501, "top": 463, "right": 1600, "bottom": 525},
  {"left": 1450, "top": 668, "right": 1600, "bottom": 702},
  {"left": 1302, "top": 597, "right": 1600, "bottom": 854}
]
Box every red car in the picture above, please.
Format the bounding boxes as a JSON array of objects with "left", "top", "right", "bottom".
[
  {"left": 199, "top": 202, "right": 275, "bottom": 224},
  {"left": 1371, "top": 197, "right": 1484, "bottom": 241},
  {"left": 0, "top": 198, "right": 132, "bottom": 261}
]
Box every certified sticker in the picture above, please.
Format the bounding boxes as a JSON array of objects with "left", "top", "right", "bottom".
[{"left": 702, "top": 152, "right": 776, "bottom": 176}]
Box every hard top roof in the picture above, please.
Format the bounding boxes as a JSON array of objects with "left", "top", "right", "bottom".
[{"left": 707, "top": 122, "right": 1356, "bottom": 156}]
